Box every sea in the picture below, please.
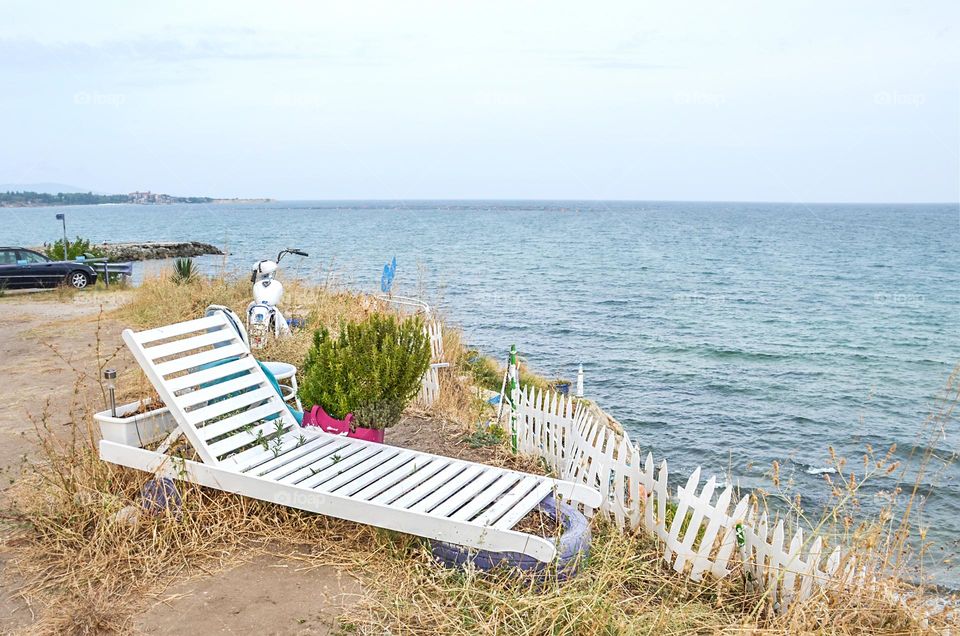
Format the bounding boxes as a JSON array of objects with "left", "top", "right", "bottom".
[{"left": 5, "top": 200, "right": 958, "bottom": 585}]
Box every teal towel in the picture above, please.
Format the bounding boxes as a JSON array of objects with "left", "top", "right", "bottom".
[{"left": 258, "top": 360, "right": 303, "bottom": 424}]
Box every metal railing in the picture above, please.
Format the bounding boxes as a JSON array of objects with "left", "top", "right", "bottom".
[{"left": 71, "top": 256, "right": 133, "bottom": 287}]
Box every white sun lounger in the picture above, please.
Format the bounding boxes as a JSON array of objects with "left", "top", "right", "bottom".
[{"left": 98, "top": 313, "right": 600, "bottom": 561}]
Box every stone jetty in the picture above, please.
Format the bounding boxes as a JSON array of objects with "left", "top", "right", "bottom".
[{"left": 97, "top": 241, "right": 224, "bottom": 261}]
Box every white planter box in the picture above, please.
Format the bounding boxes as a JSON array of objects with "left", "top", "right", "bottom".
[{"left": 94, "top": 399, "right": 177, "bottom": 448}]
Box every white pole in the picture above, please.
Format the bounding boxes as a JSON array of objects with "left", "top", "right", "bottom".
[{"left": 576, "top": 362, "right": 584, "bottom": 398}]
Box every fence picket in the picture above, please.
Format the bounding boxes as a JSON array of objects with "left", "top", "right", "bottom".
[
  {"left": 688, "top": 484, "right": 730, "bottom": 581},
  {"left": 711, "top": 494, "right": 750, "bottom": 578}
]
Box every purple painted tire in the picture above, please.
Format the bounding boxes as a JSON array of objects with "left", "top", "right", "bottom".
[
  {"left": 141, "top": 477, "right": 181, "bottom": 516},
  {"left": 430, "top": 496, "right": 591, "bottom": 580}
]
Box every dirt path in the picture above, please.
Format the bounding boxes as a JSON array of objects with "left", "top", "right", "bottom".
[
  {"left": 134, "top": 556, "right": 362, "bottom": 635},
  {"left": 0, "top": 290, "right": 133, "bottom": 475}
]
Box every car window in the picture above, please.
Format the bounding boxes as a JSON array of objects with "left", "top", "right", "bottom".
[
  {"left": 17, "top": 250, "right": 48, "bottom": 263},
  {"left": 0, "top": 250, "right": 17, "bottom": 265}
]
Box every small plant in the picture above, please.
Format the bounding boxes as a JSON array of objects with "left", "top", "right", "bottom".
[
  {"left": 172, "top": 257, "right": 197, "bottom": 284},
  {"left": 299, "top": 313, "right": 431, "bottom": 431},
  {"left": 255, "top": 429, "right": 268, "bottom": 452},
  {"left": 464, "top": 424, "right": 506, "bottom": 448},
  {"left": 270, "top": 420, "right": 285, "bottom": 456}
]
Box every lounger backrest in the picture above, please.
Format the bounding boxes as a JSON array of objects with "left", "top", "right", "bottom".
[{"left": 122, "top": 313, "right": 301, "bottom": 466}]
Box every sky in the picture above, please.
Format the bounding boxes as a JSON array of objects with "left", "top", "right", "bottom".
[{"left": 0, "top": 1, "right": 958, "bottom": 202}]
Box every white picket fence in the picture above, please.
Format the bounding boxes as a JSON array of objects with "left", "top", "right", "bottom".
[
  {"left": 510, "top": 384, "right": 850, "bottom": 613},
  {"left": 426, "top": 320, "right": 444, "bottom": 361},
  {"left": 418, "top": 365, "right": 441, "bottom": 406},
  {"left": 417, "top": 321, "right": 446, "bottom": 407}
]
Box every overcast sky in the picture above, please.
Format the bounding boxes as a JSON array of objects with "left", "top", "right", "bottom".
[{"left": 1, "top": 1, "right": 957, "bottom": 202}]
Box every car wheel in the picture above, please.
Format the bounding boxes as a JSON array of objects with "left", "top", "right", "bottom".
[{"left": 67, "top": 271, "right": 90, "bottom": 289}]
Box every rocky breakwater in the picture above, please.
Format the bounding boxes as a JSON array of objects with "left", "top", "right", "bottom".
[{"left": 99, "top": 241, "right": 224, "bottom": 261}]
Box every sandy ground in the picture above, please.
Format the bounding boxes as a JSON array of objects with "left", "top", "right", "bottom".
[
  {"left": 0, "top": 290, "right": 364, "bottom": 634},
  {"left": 0, "top": 289, "right": 134, "bottom": 633},
  {"left": 134, "top": 557, "right": 362, "bottom": 635}
]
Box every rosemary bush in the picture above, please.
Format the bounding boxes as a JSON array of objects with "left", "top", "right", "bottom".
[{"left": 299, "top": 313, "right": 431, "bottom": 430}]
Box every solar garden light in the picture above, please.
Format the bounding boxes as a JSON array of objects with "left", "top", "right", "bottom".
[{"left": 104, "top": 368, "right": 117, "bottom": 417}]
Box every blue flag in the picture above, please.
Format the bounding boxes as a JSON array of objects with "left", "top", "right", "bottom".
[{"left": 381, "top": 257, "right": 397, "bottom": 293}]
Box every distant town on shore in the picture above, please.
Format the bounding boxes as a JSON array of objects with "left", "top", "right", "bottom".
[{"left": 0, "top": 190, "right": 271, "bottom": 207}]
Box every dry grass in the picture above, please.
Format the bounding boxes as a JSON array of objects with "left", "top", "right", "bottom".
[
  {"left": 2, "top": 271, "right": 956, "bottom": 634},
  {"left": 345, "top": 518, "right": 764, "bottom": 635},
  {"left": 4, "top": 400, "right": 388, "bottom": 634}
]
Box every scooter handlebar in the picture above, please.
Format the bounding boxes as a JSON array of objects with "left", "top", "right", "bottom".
[{"left": 276, "top": 248, "right": 309, "bottom": 262}]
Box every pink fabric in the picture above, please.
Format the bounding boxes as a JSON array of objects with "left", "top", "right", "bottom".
[{"left": 302, "top": 405, "right": 384, "bottom": 443}]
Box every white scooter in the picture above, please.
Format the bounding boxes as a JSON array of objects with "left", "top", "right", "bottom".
[{"left": 247, "top": 248, "right": 308, "bottom": 349}]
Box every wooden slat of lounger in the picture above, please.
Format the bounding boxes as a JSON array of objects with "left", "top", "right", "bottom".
[
  {"left": 259, "top": 438, "right": 354, "bottom": 480},
  {"left": 452, "top": 475, "right": 550, "bottom": 526},
  {"left": 185, "top": 386, "right": 276, "bottom": 426},
  {"left": 178, "top": 374, "right": 265, "bottom": 409},
  {"left": 132, "top": 315, "right": 226, "bottom": 345},
  {"left": 473, "top": 476, "right": 548, "bottom": 527},
  {"left": 291, "top": 445, "right": 384, "bottom": 488},
  {"left": 355, "top": 457, "right": 456, "bottom": 503},
  {"left": 448, "top": 473, "right": 522, "bottom": 522},
  {"left": 275, "top": 442, "right": 368, "bottom": 485},
  {"left": 206, "top": 417, "right": 297, "bottom": 459},
  {"left": 166, "top": 357, "right": 258, "bottom": 393},
  {"left": 406, "top": 464, "right": 487, "bottom": 513},
  {"left": 490, "top": 482, "right": 556, "bottom": 530},
  {"left": 244, "top": 434, "right": 337, "bottom": 475},
  {"left": 383, "top": 462, "right": 467, "bottom": 508},
  {"left": 329, "top": 451, "right": 418, "bottom": 496},
  {"left": 314, "top": 448, "right": 406, "bottom": 493},
  {"left": 154, "top": 343, "right": 249, "bottom": 377},
  {"left": 426, "top": 469, "right": 503, "bottom": 518},
  {"left": 195, "top": 403, "right": 284, "bottom": 444},
  {"left": 142, "top": 328, "right": 237, "bottom": 360}
]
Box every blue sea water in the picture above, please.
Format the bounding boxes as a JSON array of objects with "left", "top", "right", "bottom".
[{"left": 5, "top": 200, "right": 959, "bottom": 583}]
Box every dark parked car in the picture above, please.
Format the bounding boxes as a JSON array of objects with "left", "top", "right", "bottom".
[{"left": 0, "top": 247, "right": 98, "bottom": 290}]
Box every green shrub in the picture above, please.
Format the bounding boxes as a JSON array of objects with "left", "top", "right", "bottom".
[
  {"left": 43, "top": 236, "right": 105, "bottom": 261},
  {"left": 299, "top": 313, "right": 431, "bottom": 430}
]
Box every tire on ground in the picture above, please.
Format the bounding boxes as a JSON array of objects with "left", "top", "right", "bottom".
[{"left": 430, "top": 495, "right": 591, "bottom": 580}]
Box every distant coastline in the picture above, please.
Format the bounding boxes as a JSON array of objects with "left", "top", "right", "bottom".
[{"left": 0, "top": 190, "right": 272, "bottom": 208}]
